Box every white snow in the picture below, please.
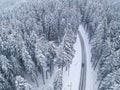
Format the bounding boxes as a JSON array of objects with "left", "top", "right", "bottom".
[
  {"left": 62, "top": 25, "right": 97, "bottom": 90},
  {"left": 27, "top": 69, "right": 58, "bottom": 90},
  {"left": 62, "top": 27, "right": 82, "bottom": 90}
]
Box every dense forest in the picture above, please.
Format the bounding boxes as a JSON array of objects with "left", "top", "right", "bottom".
[
  {"left": 0, "top": 0, "right": 78, "bottom": 90},
  {"left": 0, "top": 0, "right": 120, "bottom": 90}
]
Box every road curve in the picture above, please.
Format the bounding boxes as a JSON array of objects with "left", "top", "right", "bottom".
[{"left": 78, "top": 30, "right": 87, "bottom": 90}]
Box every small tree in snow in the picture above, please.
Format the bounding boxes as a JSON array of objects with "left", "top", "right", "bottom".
[{"left": 14, "top": 76, "right": 32, "bottom": 90}]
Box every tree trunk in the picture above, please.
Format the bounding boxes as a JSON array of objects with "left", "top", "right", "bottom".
[
  {"left": 35, "top": 78, "right": 39, "bottom": 87},
  {"left": 68, "top": 66, "right": 70, "bottom": 76},
  {"left": 46, "top": 70, "right": 48, "bottom": 79},
  {"left": 41, "top": 66, "right": 45, "bottom": 84},
  {"left": 50, "top": 59, "right": 54, "bottom": 77}
]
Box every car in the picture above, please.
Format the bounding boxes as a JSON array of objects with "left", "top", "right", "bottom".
[{"left": 82, "top": 63, "right": 84, "bottom": 67}]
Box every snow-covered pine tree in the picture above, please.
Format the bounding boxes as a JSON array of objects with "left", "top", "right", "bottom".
[
  {"left": 0, "top": 74, "right": 11, "bottom": 90},
  {"left": 0, "top": 55, "right": 14, "bottom": 85},
  {"left": 53, "top": 69, "right": 63, "bottom": 90},
  {"left": 14, "top": 76, "right": 32, "bottom": 90},
  {"left": 35, "top": 36, "right": 48, "bottom": 84},
  {"left": 47, "top": 41, "right": 57, "bottom": 77},
  {"left": 56, "top": 24, "right": 75, "bottom": 71},
  {"left": 10, "top": 55, "right": 23, "bottom": 77},
  {"left": 21, "top": 44, "right": 38, "bottom": 86}
]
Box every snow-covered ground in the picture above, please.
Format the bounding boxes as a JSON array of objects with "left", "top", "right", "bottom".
[
  {"left": 62, "top": 28, "right": 82, "bottom": 90},
  {"left": 62, "top": 25, "right": 97, "bottom": 90},
  {"left": 27, "top": 68, "right": 58, "bottom": 90}
]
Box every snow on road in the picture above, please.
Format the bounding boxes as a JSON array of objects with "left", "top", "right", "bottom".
[
  {"left": 62, "top": 25, "right": 97, "bottom": 90},
  {"left": 79, "top": 25, "right": 96, "bottom": 90}
]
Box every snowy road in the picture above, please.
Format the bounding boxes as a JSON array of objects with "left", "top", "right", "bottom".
[
  {"left": 79, "top": 25, "right": 97, "bottom": 90},
  {"left": 78, "top": 30, "right": 87, "bottom": 90},
  {"left": 63, "top": 25, "right": 96, "bottom": 90}
]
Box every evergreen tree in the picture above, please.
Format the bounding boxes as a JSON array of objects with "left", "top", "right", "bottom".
[
  {"left": 53, "top": 69, "right": 63, "bottom": 90},
  {"left": 14, "top": 76, "right": 32, "bottom": 90}
]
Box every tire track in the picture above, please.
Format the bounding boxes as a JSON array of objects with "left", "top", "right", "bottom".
[{"left": 78, "top": 30, "right": 87, "bottom": 90}]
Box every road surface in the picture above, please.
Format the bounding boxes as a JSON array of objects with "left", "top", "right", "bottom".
[{"left": 78, "top": 30, "right": 87, "bottom": 90}]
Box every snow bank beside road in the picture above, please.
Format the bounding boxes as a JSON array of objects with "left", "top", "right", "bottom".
[{"left": 62, "top": 29, "right": 82, "bottom": 90}]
